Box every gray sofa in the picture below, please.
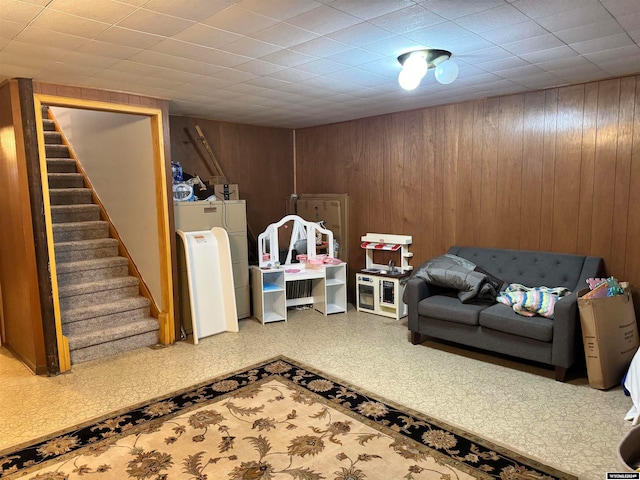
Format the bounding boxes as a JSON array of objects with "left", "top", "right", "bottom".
[{"left": 406, "top": 246, "right": 604, "bottom": 381}]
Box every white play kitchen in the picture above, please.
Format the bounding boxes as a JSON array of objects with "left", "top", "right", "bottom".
[{"left": 356, "top": 233, "right": 413, "bottom": 320}]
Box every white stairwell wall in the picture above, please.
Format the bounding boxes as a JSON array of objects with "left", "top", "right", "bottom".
[{"left": 51, "top": 107, "right": 162, "bottom": 306}]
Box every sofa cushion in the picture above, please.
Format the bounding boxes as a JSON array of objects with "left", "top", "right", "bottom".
[
  {"left": 418, "top": 293, "right": 489, "bottom": 326},
  {"left": 478, "top": 304, "right": 553, "bottom": 342}
]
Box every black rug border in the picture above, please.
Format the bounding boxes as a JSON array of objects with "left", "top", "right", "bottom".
[{"left": 0, "top": 355, "right": 577, "bottom": 480}]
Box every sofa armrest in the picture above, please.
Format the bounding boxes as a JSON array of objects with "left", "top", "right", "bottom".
[
  {"left": 551, "top": 291, "right": 579, "bottom": 369},
  {"left": 406, "top": 278, "right": 436, "bottom": 333}
]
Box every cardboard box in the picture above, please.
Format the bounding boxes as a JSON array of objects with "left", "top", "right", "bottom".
[
  {"left": 578, "top": 282, "right": 639, "bottom": 389},
  {"left": 209, "top": 176, "right": 228, "bottom": 185},
  {"left": 214, "top": 184, "right": 239, "bottom": 200}
]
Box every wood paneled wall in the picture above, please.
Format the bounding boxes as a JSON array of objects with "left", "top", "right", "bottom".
[
  {"left": 295, "top": 75, "right": 640, "bottom": 300},
  {"left": 169, "top": 115, "right": 293, "bottom": 239},
  {"left": 0, "top": 80, "right": 47, "bottom": 373}
]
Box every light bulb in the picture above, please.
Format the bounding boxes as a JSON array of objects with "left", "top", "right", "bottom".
[
  {"left": 403, "top": 51, "right": 428, "bottom": 80},
  {"left": 434, "top": 59, "right": 459, "bottom": 84},
  {"left": 398, "top": 68, "right": 421, "bottom": 90}
]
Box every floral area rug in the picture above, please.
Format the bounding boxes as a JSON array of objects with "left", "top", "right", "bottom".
[{"left": 1, "top": 356, "right": 575, "bottom": 480}]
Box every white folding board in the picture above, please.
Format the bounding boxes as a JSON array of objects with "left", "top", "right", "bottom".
[{"left": 176, "top": 228, "right": 238, "bottom": 343}]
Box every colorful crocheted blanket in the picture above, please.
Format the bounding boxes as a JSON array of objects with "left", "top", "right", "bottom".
[{"left": 496, "top": 283, "right": 571, "bottom": 318}]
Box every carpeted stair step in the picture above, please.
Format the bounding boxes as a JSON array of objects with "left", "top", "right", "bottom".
[
  {"left": 49, "top": 188, "right": 92, "bottom": 205},
  {"left": 68, "top": 317, "right": 158, "bottom": 350},
  {"left": 44, "top": 131, "right": 63, "bottom": 144},
  {"left": 47, "top": 159, "right": 77, "bottom": 174},
  {"left": 58, "top": 276, "right": 140, "bottom": 311},
  {"left": 48, "top": 173, "right": 84, "bottom": 189},
  {"left": 51, "top": 204, "right": 100, "bottom": 223},
  {"left": 68, "top": 327, "right": 159, "bottom": 365},
  {"left": 54, "top": 238, "right": 120, "bottom": 263},
  {"left": 45, "top": 144, "right": 70, "bottom": 158},
  {"left": 61, "top": 296, "right": 150, "bottom": 326},
  {"left": 52, "top": 220, "right": 109, "bottom": 242},
  {"left": 56, "top": 256, "right": 129, "bottom": 286},
  {"left": 43, "top": 119, "right": 56, "bottom": 131}
]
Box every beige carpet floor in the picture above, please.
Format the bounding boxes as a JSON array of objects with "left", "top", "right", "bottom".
[{"left": 0, "top": 305, "right": 634, "bottom": 479}]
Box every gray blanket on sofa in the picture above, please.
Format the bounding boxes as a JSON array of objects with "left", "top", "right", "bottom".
[{"left": 409, "top": 254, "right": 506, "bottom": 303}]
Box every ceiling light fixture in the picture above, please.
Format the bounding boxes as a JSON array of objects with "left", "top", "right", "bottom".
[{"left": 397, "top": 49, "right": 459, "bottom": 91}]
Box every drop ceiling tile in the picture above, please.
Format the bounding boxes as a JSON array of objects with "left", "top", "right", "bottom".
[
  {"left": 93, "top": 26, "right": 164, "bottom": 49},
  {"left": 295, "top": 58, "right": 348, "bottom": 75},
  {"left": 208, "top": 66, "right": 258, "bottom": 83},
  {"left": 519, "top": 45, "right": 579, "bottom": 64},
  {"left": 417, "top": 0, "right": 506, "bottom": 20},
  {"left": 0, "top": 42, "right": 68, "bottom": 66},
  {"left": 368, "top": 4, "right": 445, "bottom": 34},
  {"left": 478, "top": 20, "right": 548, "bottom": 44},
  {"left": 117, "top": 9, "right": 194, "bottom": 36},
  {"left": 31, "top": 10, "right": 111, "bottom": 38},
  {"left": 18, "top": 0, "right": 51, "bottom": 5},
  {"left": 198, "top": 48, "right": 253, "bottom": 67},
  {"left": 75, "top": 39, "right": 142, "bottom": 59},
  {"left": 405, "top": 21, "right": 474, "bottom": 48},
  {"left": 267, "top": 68, "right": 318, "bottom": 83},
  {"left": 220, "top": 37, "right": 281, "bottom": 57},
  {"left": 327, "top": 22, "right": 396, "bottom": 47},
  {"left": 599, "top": 55, "right": 640, "bottom": 76},
  {"left": 631, "top": 29, "right": 640, "bottom": 44},
  {"left": 251, "top": 22, "right": 319, "bottom": 48},
  {"left": 138, "top": 0, "right": 231, "bottom": 22},
  {"left": 457, "top": 46, "right": 511, "bottom": 64},
  {"left": 501, "top": 34, "right": 564, "bottom": 55},
  {"left": 325, "top": 48, "right": 385, "bottom": 68},
  {"left": 0, "top": 19, "right": 25, "bottom": 40},
  {"left": 614, "top": 12, "right": 640, "bottom": 31},
  {"left": 200, "top": 5, "right": 279, "bottom": 35},
  {"left": 512, "top": 0, "right": 601, "bottom": 19},
  {"left": 259, "top": 49, "right": 316, "bottom": 67},
  {"left": 147, "top": 37, "right": 210, "bottom": 60},
  {"left": 237, "top": 0, "right": 321, "bottom": 21},
  {"left": 570, "top": 33, "right": 636, "bottom": 55},
  {"left": 173, "top": 24, "right": 241, "bottom": 48},
  {"left": 475, "top": 55, "right": 530, "bottom": 72},
  {"left": 15, "top": 25, "right": 88, "bottom": 50},
  {"left": 289, "top": 36, "right": 351, "bottom": 57},
  {"left": 108, "top": 59, "right": 163, "bottom": 76},
  {"left": 0, "top": 60, "right": 42, "bottom": 77},
  {"left": 284, "top": 5, "right": 361, "bottom": 35},
  {"left": 126, "top": 49, "right": 220, "bottom": 75},
  {"left": 49, "top": 0, "right": 137, "bottom": 24},
  {"left": 42, "top": 61, "right": 103, "bottom": 78},
  {"left": 233, "top": 59, "right": 287, "bottom": 76},
  {"left": 454, "top": 4, "right": 531, "bottom": 34},
  {"left": 366, "top": 38, "right": 431, "bottom": 60},
  {"left": 1, "top": 0, "right": 43, "bottom": 23},
  {"left": 328, "top": 0, "right": 414, "bottom": 20},
  {"left": 600, "top": 0, "right": 640, "bottom": 16},
  {"left": 553, "top": 19, "right": 624, "bottom": 44},
  {"left": 536, "top": 55, "right": 593, "bottom": 72},
  {"left": 535, "top": 4, "right": 613, "bottom": 32},
  {"left": 584, "top": 44, "right": 640, "bottom": 63},
  {"left": 58, "top": 51, "right": 123, "bottom": 69},
  {"left": 323, "top": 67, "right": 391, "bottom": 88},
  {"left": 447, "top": 35, "right": 495, "bottom": 54}
]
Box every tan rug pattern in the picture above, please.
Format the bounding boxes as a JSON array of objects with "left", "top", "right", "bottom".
[{"left": 0, "top": 356, "right": 575, "bottom": 480}]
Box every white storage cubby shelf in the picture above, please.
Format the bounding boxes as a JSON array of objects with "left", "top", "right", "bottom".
[{"left": 251, "top": 214, "right": 347, "bottom": 324}]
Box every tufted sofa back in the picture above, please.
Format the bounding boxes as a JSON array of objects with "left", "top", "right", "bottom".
[{"left": 447, "top": 246, "right": 604, "bottom": 292}]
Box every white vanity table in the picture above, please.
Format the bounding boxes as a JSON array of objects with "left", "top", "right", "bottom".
[{"left": 251, "top": 215, "right": 347, "bottom": 324}]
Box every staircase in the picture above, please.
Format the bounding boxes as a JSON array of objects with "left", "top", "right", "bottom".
[{"left": 43, "top": 107, "right": 160, "bottom": 365}]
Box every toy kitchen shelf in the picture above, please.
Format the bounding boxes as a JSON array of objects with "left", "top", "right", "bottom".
[
  {"left": 251, "top": 264, "right": 347, "bottom": 324},
  {"left": 356, "top": 233, "right": 413, "bottom": 320}
]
